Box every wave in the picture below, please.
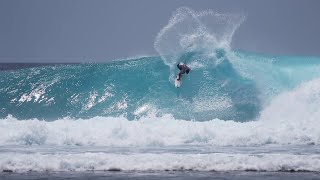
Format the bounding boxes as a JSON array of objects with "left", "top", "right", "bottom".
[
  {"left": 1, "top": 78, "right": 320, "bottom": 147},
  {"left": 1, "top": 152, "right": 319, "bottom": 172},
  {"left": 2, "top": 77, "right": 320, "bottom": 148},
  {"left": 1, "top": 8, "right": 320, "bottom": 122},
  {"left": 1, "top": 51, "right": 320, "bottom": 122}
]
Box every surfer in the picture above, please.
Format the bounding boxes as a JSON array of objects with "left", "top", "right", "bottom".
[{"left": 176, "top": 62, "right": 191, "bottom": 81}]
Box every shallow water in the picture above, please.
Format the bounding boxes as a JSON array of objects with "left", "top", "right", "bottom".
[{"left": 2, "top": 171, "right": 320, "bottom": 180}]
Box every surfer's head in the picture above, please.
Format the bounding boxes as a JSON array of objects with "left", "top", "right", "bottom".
[{"left": 179, "top": 62, "right": 184, "bottom": 66}]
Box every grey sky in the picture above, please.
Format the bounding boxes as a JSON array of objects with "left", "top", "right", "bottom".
[{"left": 0, "top": 0, "right": 319, "bottom": 62}]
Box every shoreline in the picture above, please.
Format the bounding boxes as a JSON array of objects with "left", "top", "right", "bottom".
[{"left": 1, "top": 171, "right": 320, "bottom": 180}]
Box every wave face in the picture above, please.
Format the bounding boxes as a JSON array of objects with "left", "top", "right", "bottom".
[
  {"left": 0, "top": 53, "right": 256, "bottom": 121},
  {"left": 1, "top": 51, "right": 320, "bottom": 121}
]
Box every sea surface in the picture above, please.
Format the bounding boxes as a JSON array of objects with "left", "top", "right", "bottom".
[{"left": 1, "top": 7, "right": 320, "bottom": 179}]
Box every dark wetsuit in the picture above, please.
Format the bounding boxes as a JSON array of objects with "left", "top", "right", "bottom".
[{"left": 177, "top": 64, "right": 191, "bottom": 81}]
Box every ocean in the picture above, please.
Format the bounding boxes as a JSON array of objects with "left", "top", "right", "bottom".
[{"left": 1, "top": 7, "right": 320, "bottom": 179}]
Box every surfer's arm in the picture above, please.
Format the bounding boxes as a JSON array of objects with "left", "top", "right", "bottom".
[
  {"left": 177, "top": 64, "right": 182, "bottom": 70},
  {"left": 186, "top": 67, "right": 191, "bottom": 74}
]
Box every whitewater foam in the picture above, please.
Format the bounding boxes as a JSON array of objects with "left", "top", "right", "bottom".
[
  {"left": 1, "top": 152, "right": 319, "bottom": 172},
  {"left": 0, "top": 99, "right": 319, "bottom": 147}
]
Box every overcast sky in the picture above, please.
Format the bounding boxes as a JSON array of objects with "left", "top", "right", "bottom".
[{"left": 0, "top": 0, "right": 319, "bottom": 62}]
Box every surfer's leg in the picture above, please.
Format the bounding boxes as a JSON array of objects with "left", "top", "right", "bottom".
[
  {"left": 177, "top": 73, "right": 182, "bottom": 81},
  {"left": 178, "top": 69, "right": 186, "bottom": 81}
]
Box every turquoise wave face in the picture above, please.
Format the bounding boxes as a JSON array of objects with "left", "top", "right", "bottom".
[{"left": 1, "top": 51, "right": 320, "bottom": 121}]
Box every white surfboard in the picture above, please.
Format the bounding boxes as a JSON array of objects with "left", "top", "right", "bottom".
[{"left": 175, "top": 75, "right": 182, "bottom": 88}]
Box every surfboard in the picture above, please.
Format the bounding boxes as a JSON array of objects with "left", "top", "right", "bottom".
[{"left": 175, "top": 75, "right": 182, "bottom": 88}]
